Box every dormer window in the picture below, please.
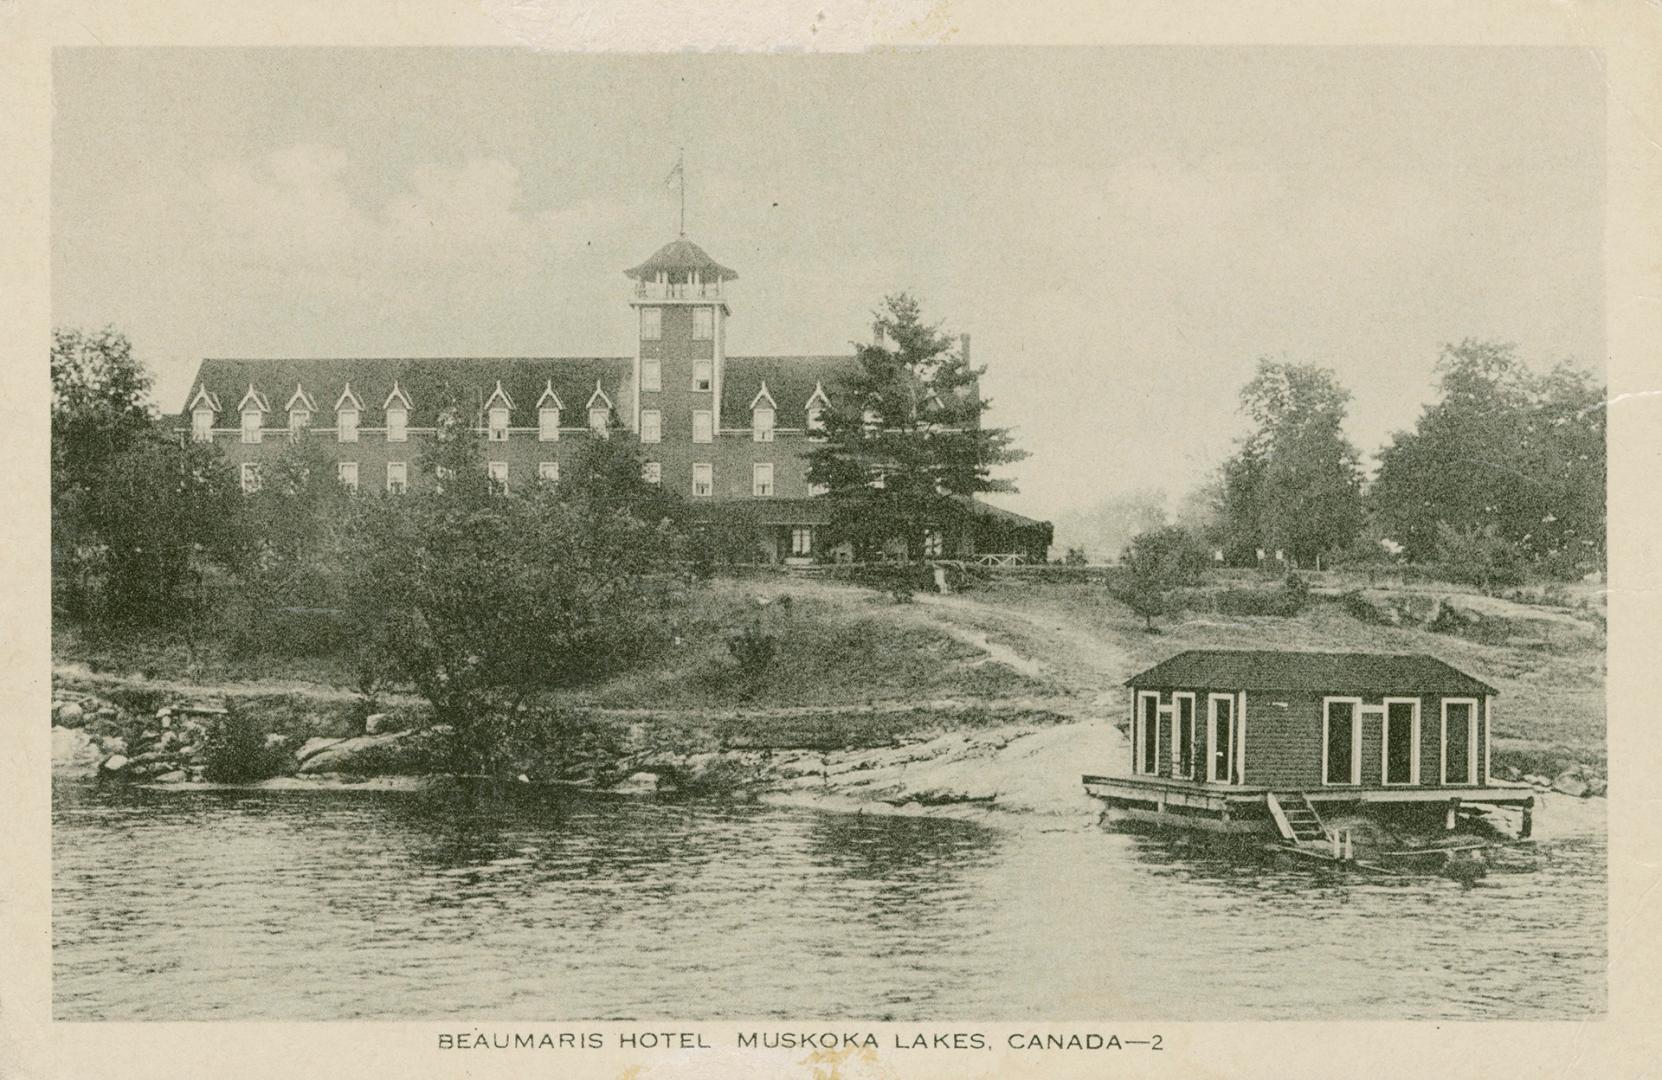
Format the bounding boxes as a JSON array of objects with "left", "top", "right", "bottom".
[
  {"left": 692, "top": 360, "right": 712, "bottom": 392},
  {"left": 806, "top": 405, "right": 825, "bottom": 438},
  {"left": 288, "top": 409, "right": 309, "bottom": 438},
  {"left": 488, "top": 407, "right": 510, "bottom": 441},
  {"left": 588, "top": 407, "right": 610, "bottom": 437},
  {"left": 338, "top": 408, "right": 359, "bottom": 443},
  {"left": 192, "top": 409, "right": 214, "bottom": 443},
  {"left": 483, "top": 382, "right": 514, "bottom": 441},
  {"left": 241, "top": 409, "right": 263, "bottom": 444},
  {"left": 386, "top": 407, "right": 407, "bottom": 442},
  {"left": 753, "top": 406, "right": 774, "bottom": 442},
  {"left": 539, "top": 407, "right": 560, "bottom": 441}
]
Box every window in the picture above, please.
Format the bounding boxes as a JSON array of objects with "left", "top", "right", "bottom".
[
  {"left": 806, "top": 405, "right": 825, "bottom": 439},
  {"left": 641, "top": 357, "right": 661, "bottom": 393},
  {"left": 752, "top": 407, "right": 774, "bottom": 442},
  {"left": 1207, "top": 694, "right": 1236, "bottom": 784},
  {"left": 692, "top": 307, "right": 714, "bottom": 340},
  {"left": 808, "top": 481, "right": 829, "bottom": 497},
  {"left": 790, "top": 526, "right": 813, "bottom": 557},
  {"left": 692, "top": 463, "right": 712, "bottom": 497},
  {"left": 1442, "top": 698, "right": 1478, "bottom": 785},
  {"left": 539, "top": 407, "right": 560, "bottom": 441},
  {"left": 538, "top": 461, "right": 559, "bottom": 484},
  {"left": 337, "top": 462, "right": 358, "bottom": 492},
  {"left": 692, "top": 360, "right": 712, "bottom": 392},
  {"left": 588, "top": 406, "right": 610, "bottom": 437},
  {"left": 241, "top": 410, "right": 263, "bottom": 444},
  {"left": 692, "top": 410, "right": 713, "bottom": 443},
  {"left": 642, "top": 461, "right": 661, "bottom": 484},
  {"left": 192, "top": 409, "right": 214, "bottom": 442},
  {"left": 640, "top": 409, "right": 661, "bottom": 443},
  {"left": 240, "top": 462, "right": 261, "bottom": 494},
  {"left": 386, "top": 407, "right": 407, "bottom": 442},
  {"left": 752, "top": 463, "right": 774, "bottom": 497},
  {"left": 288, "top": 410, "right": 309, "bottom": 438},
  {"left": 487, "top": 461, "right": 509, "bottom": 493},
  {"left": 1322, "top": 699, "right": 1362, "bottom": 786},
  {"left": 1172, "top": 693, "right": 1196, "bottom": 780},
  {"left": 923, "top": 529, "right": 944, "bottom": 557},
  {"left": 337, "top": 409, "right": 359, "bottom": 443},
  {"left": 640, "top": 307, "right": 661, "bottom": 341},
  {"left": 1382, "top": 698, "right": 1421, "bottom": 786},
  {"left": 386, "top": 461, "right": 407, "bottom": 494},
  {"left": 488, "top": 407, "right": 510, "bottom": 441}
]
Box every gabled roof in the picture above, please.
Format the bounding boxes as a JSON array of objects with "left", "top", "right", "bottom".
[
  {"left": 188, "top": 384, "right": 221, "bottom": 413},
  {"left": 535, "top": 380, "right": 563, "bottom": 410},
  {"left": 1125, "top": 650, "right": 1497, "bottom": 696},
  {"left": 285, "top": 384, "right": 316, "bottom": 413},
  {"left": 720, "top": 355, "right": 858, "bottom": 423},
  {"left": 585, "top": 380, "right": 613, "bottom": 411},
  {"left": 484, "top": 380, "right": 514, "bottom": 412},
  {"left": 334, "top": 382, "right": 364, "bottom": 413},
  {"left": 237, "top": 384, "right": 269, "bottom": 413},
  {"left": 748, "top": 381, "right": 777, "bottom": 411},
  {"left": 624, "top": 237, "right": 737, "bottom": 282},
  {"left": 805, "top": 381, "right": 831, "bottom": 410},
  {"left": 179, "top": 357, "right": 634, "bottom": 428},
  {"left": 383, "top": 381, "right": 413, "bottom": 411}
]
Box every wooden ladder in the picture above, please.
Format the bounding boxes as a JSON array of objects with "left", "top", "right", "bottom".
[{"left": 1267, "top": 791, "right": 1329, "bottom": 845}]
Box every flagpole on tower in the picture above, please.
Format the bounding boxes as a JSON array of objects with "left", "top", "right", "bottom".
[{"left": 676, "top": 148, "right": 686, "bottom": 237}]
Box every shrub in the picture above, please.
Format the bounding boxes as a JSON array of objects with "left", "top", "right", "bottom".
[
  {"left": 725, "top": 622, "right": 778, "bottom": 698},
  {"left": 199, "top": 703, "right": 284, "bottom": 783}
]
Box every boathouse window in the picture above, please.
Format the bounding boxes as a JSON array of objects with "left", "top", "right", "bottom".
[
  {"left": 1442, "top": 698, "right": 1478, "bottom": 785},
  {"left": 1172, "top": 693, "right": 1196, "bottom": 779},
  {"left": 1382, "top": 698, "right": 1421, "bottom": 786},
  {"left": 1136, "top": 692, "right": 1160, "bottom": 775},
  {"left": 1207, "top": 694, "right": 1235, "bottom": 784},
  {"left": 1322, "top": 698, "right": 1362, "bottom": 785}
]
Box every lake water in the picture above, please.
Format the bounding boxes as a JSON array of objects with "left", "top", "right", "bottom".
[{"left": 52, "top": 781, "right": 1605, "bottom": 1020}]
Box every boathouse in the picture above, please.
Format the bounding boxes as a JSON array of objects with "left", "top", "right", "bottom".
[{"left": 1084, "top": 650, "right": 1533, "bottom": 841}]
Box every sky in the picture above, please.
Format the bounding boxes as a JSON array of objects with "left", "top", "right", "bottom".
[{"left": 51, "top": 47, "right": 1604, "bottom": 523}]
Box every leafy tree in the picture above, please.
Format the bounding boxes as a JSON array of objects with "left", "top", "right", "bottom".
[
  {"left": 51, "top": 327, "right": 240, "bottom": 625},
  {"left": 342, "top": 446, "right": 691, "bottom": 775},
  {"left": 1373, "top": 340, "right": 1605, "bottom": 571},
  {"left": 234, "top": 439, "right": 354, "bottom": 609},
  {"left": 805, "top": 294, "right": 1027, "bottom": 560},
  {"left": 1114, "top": 525, "right": 1210, "bottom": 631},
  {"left": 1219, "top": 359, "right": 1364, "bottom": 567},
  {"left": 1434, "top": 522, "right": 1528, "bottom": 590}
]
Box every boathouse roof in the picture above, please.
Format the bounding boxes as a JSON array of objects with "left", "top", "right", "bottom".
[{"left": 1125, "top": 650, "right": 1497, "bottom": 696}]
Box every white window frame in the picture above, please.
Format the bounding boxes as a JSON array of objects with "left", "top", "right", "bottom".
[
  {"left": 488, "top": 406, "right": 510, "bottom": 441},
  {"left": 808, "top": 481, "right": 829, "bottom": 497},
  {"left": 386, "top": 407, "right": 407, "bottom": 443},
  {"left": 640, "top": 307, "right": 662, "bottom": 341},
  {"left": 641, "top": 461, "right": 661, "bottom": 484},
  {"left": 192, "top": 409, "right": 215, "bottom": 442},
  {"left": 922, "top": 529, "right": 944, "bottom": 557},
  {"left": 1380, "top": 696, "right": 1422, "bottom": 787},
  {"left": 753, "top": 406, "right": 775, "bottom": 442},
  {"left": 752, "top": 463, "right": 774, "bottom": 497},
  {"left": 692, "top": 306, "right": 714, "bottom": 340},
  {"left": 337, "top": 408, "right": 359, "bottom": 443},
  {"left": 691, "top": 463, "right": 713, "bottom": 497},
  {"left": 1133, "top": 691, "right": 1162, "bottom": 776},
  {"left": 240, "top": 462, "right": 261, "bottom": 494},
  {"left": 641, "top": 357, "right": 661, "bottom": 393},
  {"left": 692, "top": 360, "right": 713, "bottom": 392},
  {"left": 487, "top": 460, "right": 509, "bottom": 493},
  {"left": 692, "top": 410, "right": 713, "bottom": 443},
  {"left": 790, "top": 526, "right": 813, "bottom": 557},
  {"left": 1483, "top": 695, "right": 1494, "bottom": 786},
  {"left": 538, "top": 461, "right": 559, "bottom": 484},
  {"left": 806, "top": 405, "right": 825, "bottom": 439},
  {"left": 337, "top": 461, "right": 358, "bottom": 492},
  {"left": 1440, "top": 697, "right": 1480, "bottom": 786},
  {"left": 539, "top": 407, "right": 560, "bottom": 442},
  {"left": 241, "top": 410, "right": 263, "bottom": 444},
  {"left": 288, "top": 409, "right": 309, "bottom": 437},
  {"left": 1170, "top": 691, "right": 1197, "bottom": 780},
  {"left": 588, "top": 406, "right": 610, "bottom": 437},
  {"left": 386, "top": 461, "right": 407, "bottom": 494},
  {"left": 640, "top": 409, "right": 662, "bottom": 444},
  {"left": 1321, "top": 697, "right": 1364, "bottom": 786},
  {"left": 1206, "top": 692, "right": 1237, "bottom": 784}
]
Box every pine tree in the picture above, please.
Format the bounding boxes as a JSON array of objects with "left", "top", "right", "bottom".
[{"left": 805, "top": 294, "right": 1026, "bottom": 560}]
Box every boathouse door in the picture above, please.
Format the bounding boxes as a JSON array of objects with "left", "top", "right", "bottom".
[{"left": 1206, "top": 693, "right": 1235, "bottom": 783}]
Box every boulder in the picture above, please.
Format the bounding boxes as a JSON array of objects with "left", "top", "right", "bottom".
[
  {"left": 52, "top": 726, "right": 102, "bottom": 775},
  {"left": 154, "top": 770, "right": 187, "bottom": 784},
  {"left": 54, "top": 702, "right": 85, "bottom": 726},
  {"left": 98, "top": 754, "right": 131, "bottom": 778},
  {"left": 1585, "top": 776, "right": 1608, "bottom": 798},
  {"left": 611, "top": 771, "right": 661, "bottom": 795},
  {"left": 1523, "top": 773, "right": 1553, "bottom": 790},
  {"left": 295, "top": 737, "right": 345, "bottom": 763},
  {"left": 296, "top": 726, "right": 451, "bottom": 776},
  {"left": 1551, "top": 770, "right": 1589, "bottom": 798},
  {"left": 264, "top": 732, "right": 290, "bottom": 749},
  {"left": 363, "top": 713, "right": 390, "bottom": 735}
]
